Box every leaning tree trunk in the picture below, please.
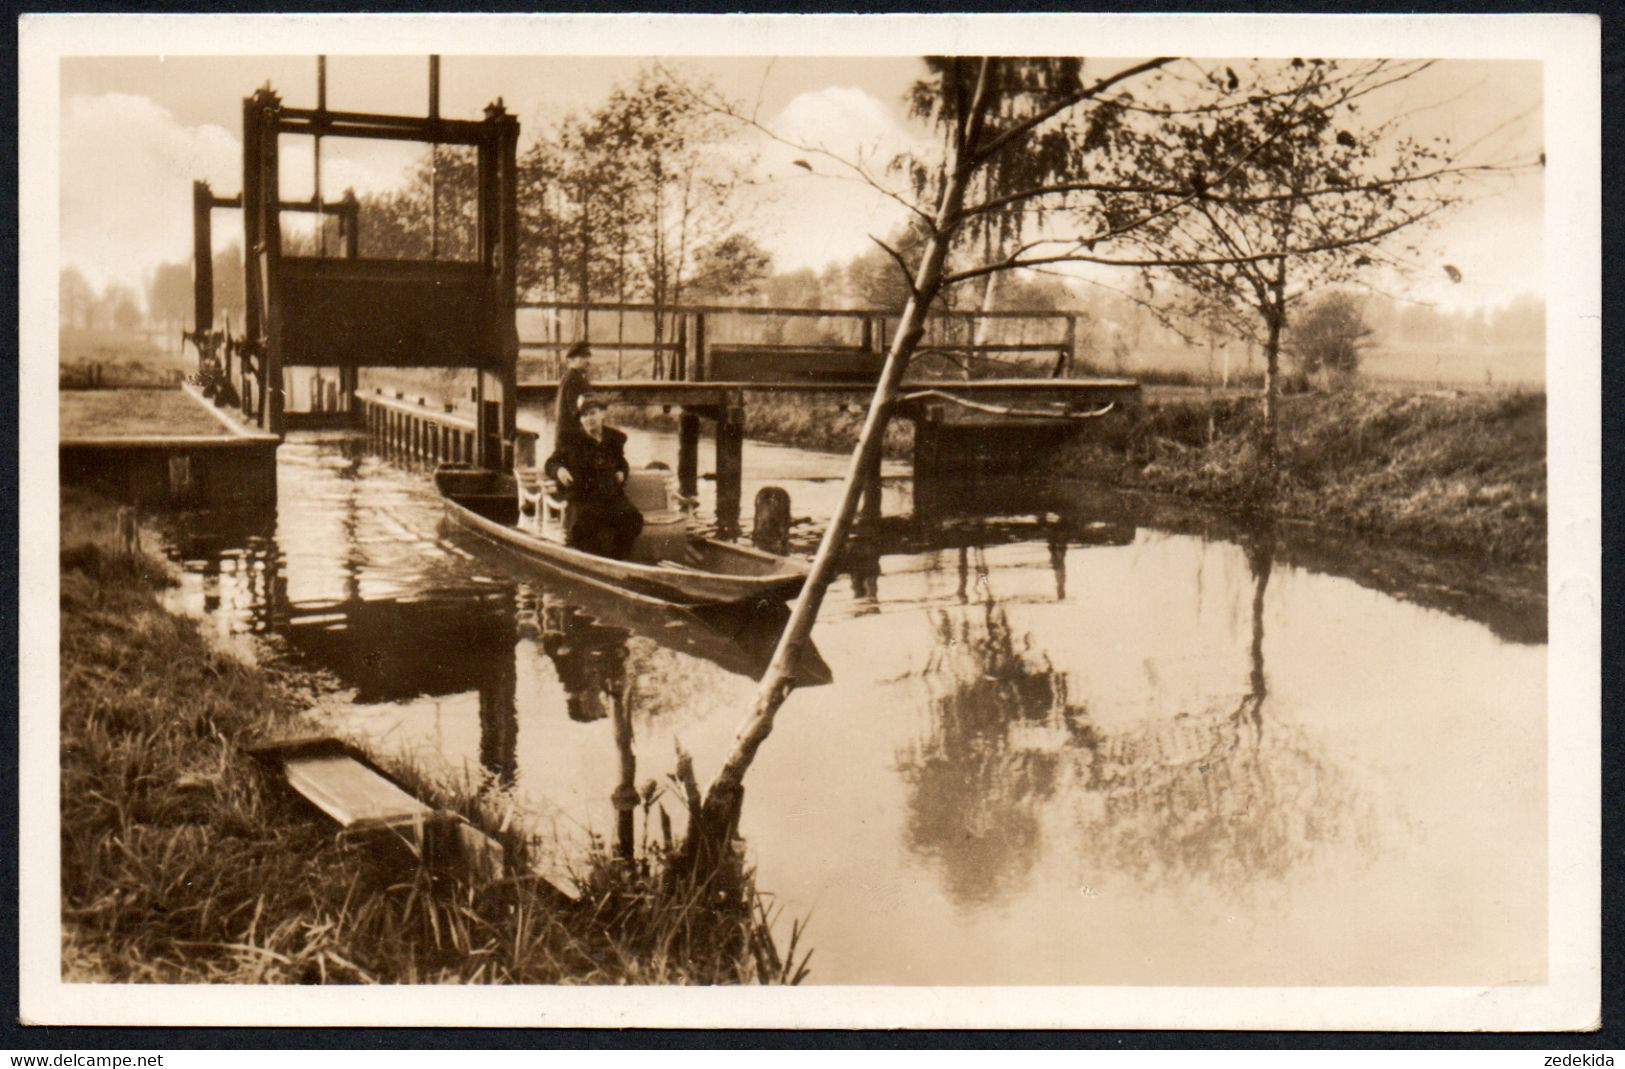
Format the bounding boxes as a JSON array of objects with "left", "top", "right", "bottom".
[
  {"left": 1259, "top": 257, "right": 1287, "bottom": 478},
  {"left": 688, "top": 61, "right": 995, "bottom": 866}
]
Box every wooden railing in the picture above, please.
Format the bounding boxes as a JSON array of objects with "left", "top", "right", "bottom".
[{"left": 517, "top": 300, "right": 1080, "bottom": 383}]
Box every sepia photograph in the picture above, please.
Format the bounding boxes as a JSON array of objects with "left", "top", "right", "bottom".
[{"left": 18, "top": 13, "right": 1600, "bottom": 1030}]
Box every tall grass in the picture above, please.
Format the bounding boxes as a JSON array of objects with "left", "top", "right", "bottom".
[
  {"left": 60, "top": 490, "right": 805, "bottom": 984},
  {"left": 1064, "top": 388, "right": 1546, "bottom": 567}
]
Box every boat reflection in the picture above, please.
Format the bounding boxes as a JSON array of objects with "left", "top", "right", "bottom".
[
  {"left": 896, "top": 528, "right": 1374, "bottom": 907},
  {"left": 157, "top": 498, "right": 833, "bottom": 863}
]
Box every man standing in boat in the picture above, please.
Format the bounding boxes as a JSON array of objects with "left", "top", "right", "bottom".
[
  {"left": 545, "top": 395, "right": 644, "bottom": 560},
  {"left": 554, "top": 341, "right": 593, "bottom": 448}
]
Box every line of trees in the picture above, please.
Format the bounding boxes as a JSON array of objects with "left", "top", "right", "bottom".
[
  {"left": 59, "top": 266, "right": 144, "bottom": 332},
  {"left": 65, "top": 245, "right": 248, "bottom": 338},
  {"left": 351, "top": 66, "right": 774, "bottom": 351}
]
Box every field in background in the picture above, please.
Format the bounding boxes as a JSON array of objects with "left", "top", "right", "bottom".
[
  {"left": 1089, "top": 340, "right": 1544, "bottom": 390},
  {"left": 60, "top": 327, "right": 189, "bottom": 388}
]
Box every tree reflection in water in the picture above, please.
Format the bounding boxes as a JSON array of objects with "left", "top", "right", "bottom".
[
  {"left": 533, "top": 594, "right": 641, "bottom": 861},
  {"left": 896, "top": 600, "right": 1096, "bottom": 906},
  {"left": 896, "top": 530, "right": 1376, "bottom": 908}
]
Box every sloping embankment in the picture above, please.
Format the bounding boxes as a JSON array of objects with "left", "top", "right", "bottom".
[
  {"left": 58, "top": 489, "right": 803, "bottom": 985},
  {"left": 1063, "top": 388, "right": 1546, "bottom": 569}
]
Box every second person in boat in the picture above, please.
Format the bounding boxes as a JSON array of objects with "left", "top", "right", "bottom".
[{"left": 544, "top": 395, "right": 645, "bottom": 561}]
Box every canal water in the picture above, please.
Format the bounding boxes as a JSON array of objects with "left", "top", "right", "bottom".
[{"left": 153, "top": 422, "right": 1547, "bottom": 987}]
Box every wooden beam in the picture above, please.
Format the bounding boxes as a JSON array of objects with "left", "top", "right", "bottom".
[
  {"left": 516, "top": 378, "right": 1139, "bottom": 412},
  {"left": 191, "top": 181, "right": 214, "bottom": 335},
  {"left": 275, "top": 117, "right": 491, "bottom": 146},
  {"left": 518, "top": 299, "right": 1074, "bottom": 322}
]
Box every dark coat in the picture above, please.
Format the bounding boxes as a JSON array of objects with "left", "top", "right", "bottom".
[
  {"left": 545, "top": 426, "right": 631, "bottom": 502},
  {"left": 554, "top": 365, "right": 590, "bottom": 448},
  {"left": 544, "top": 426, "right": 643, "bottom": 559}
]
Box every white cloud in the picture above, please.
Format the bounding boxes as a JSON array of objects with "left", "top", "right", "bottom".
[
  {"left": 771, "top": 86, "right": 919, "bottom": 161},
  {"left": 60, "top": 92, "right": 416, "bottom": 297},
  {"left": 61, "top": 93, "right": 240, "bottom": 294},
  {"left": 743, "top": 87, "right": 932, "bottom": 273}
]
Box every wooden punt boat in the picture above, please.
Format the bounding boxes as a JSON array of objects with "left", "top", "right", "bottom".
[
  {"left": 434, "top": 464, "right": 809, "bottom": 609},
  {"left": 438, "top": 528, "right": 833, "bottom": 687}
]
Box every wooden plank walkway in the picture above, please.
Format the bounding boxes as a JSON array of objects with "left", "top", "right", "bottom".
[{"left": 246, "top": 736, "right": 576, "bottom": 901}]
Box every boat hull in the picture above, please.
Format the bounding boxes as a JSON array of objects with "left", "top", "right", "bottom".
[{"left": 435, "top": 467, "right": 807, "bottom": 608}]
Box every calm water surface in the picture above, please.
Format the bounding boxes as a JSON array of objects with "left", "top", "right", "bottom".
[{"left": 155, "top": 425, "right": 1546, "bottom": 987}]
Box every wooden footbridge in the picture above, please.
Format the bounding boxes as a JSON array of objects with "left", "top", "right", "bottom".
[{"left": 181, "top": 59, "right": 1140, "bottom": 524}]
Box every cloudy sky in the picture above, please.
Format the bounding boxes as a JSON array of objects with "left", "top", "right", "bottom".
[{"left": 58, "top": 52, "right": 1543, "bottom": 313}]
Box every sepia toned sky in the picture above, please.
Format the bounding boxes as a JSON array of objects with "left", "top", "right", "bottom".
[{"left": 59, "top": 53, "right": 1543, "bottom": 313}]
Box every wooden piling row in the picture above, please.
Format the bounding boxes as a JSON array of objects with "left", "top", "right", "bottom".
[
  {"left": 355, "top": 390, "right": 535, "bottom": 473},
  {"left": 357, "top": 392, "right": 478, "bottom": 467}
]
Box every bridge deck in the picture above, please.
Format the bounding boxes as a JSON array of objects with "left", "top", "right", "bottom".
[{"left": 516, "top": 377, "right": 1140, "bottom": 415}]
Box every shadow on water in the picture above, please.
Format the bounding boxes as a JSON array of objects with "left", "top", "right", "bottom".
[{"left": 894, "top": 528, "right": 1374, "bottom": 907}]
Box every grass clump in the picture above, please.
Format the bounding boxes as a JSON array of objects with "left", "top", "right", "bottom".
[{"left": 60, "top": 490, "right": 806, "bottom": 984}]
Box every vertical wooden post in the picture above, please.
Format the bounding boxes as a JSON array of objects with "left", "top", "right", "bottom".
[
  {"left": 691, "top": 311, "right": 707, "bottom": 382},
  {"left": 860, "top": 315, "right": 873, "bottom": 354},
  {"left": 715, "top": 403, "right": 745, "bottom": 537},
  {"left": 253, "top": 89, "right": 285, "bottom": 436},
  {"left": 1060, "top": 314, "right": 1077, "bottom": 378},
  {"left": 191, "top": 182, "right": 215, "bottom": 345},
  {"left": 494, "top": 101, "right": 521, "bottom": 469},
  {"left": 241, "top": 94, "right": 264, "bottom": 425},
  {"left": 912, "top": 404, "right": 946, "bottom": 526},
  {"left": 677, "top": 409, "right": 701, "bottom": 499}
]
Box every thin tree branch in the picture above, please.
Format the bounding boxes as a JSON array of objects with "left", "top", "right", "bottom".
[
  {"left": 869, "top": 234, "right": 920, "bottom": 301},
  {"left": 942, "top": 204, "right": 1445, "bottom": 285},
  {"left": 971, "top": 58, "right": 1176, "bottom": 164}
]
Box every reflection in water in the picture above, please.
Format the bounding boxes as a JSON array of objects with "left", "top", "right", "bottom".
[
  {"left": 160, "top": 508, "right": 283, "bottom": 631},
  {"left": 847, "top": 537, "right": 881, "bottom": 610},
  {"left": 897, "top": 530, "right": 1375, "bottom": 907},
  {"left": 538, "top": 601, "right": 631, "bottom": 725},
  {"left": 151, "top": 432, "right": 1545, "bottom": 985},
  {"left": 1069, "top": 528, "right": 1371, "bottom": 896},
  {"left": 896, "top": 601, "right": 1093, "bottom": 905},
  {"left": 477, "top": 629, "right": 519, "bottom": 792},
  {"left": 533, "top": 596, "right": 640, "bottom": 860}
]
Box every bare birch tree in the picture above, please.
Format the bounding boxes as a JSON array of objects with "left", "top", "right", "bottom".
[{"left": 680, "top": 55, "right": 1533, "bottom": 864}]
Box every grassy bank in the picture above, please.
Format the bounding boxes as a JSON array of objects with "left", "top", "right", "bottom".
[
  {"left": 1065, "top": 388, "right": 1546, "bottom": 568},
  {"left": 624, "top": 385, "right": 1543, "bottom": 568},
  {"left": 360, "top": 367, "right": 1542, "bottom": 567},
  {"left": 60, "top": 489, "right": 804, "bottom": 984}
]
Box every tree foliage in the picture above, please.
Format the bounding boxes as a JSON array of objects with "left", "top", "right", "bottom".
[
  {"left": 59, "top": 267, "right": 96, "bottom": 329},
  {"left": 347, "top": 65, "right": 764, "bottom": 359},
  {"left": 684, "top": 55, "right": 1533, "bottom": 852},
  {"left": 146, "top": 261, "right": 193, "bottom": 330},
  {"left": 1289, "top": 290, "right": 1372, "bottom": 377}
]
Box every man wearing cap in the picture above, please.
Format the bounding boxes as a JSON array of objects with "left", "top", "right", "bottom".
[
  {"left": 554, "top": 341, "right": 593, "bottom": 449},
  {"left": 544, "top": 394, "right": 644, "bottom": 560}
]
